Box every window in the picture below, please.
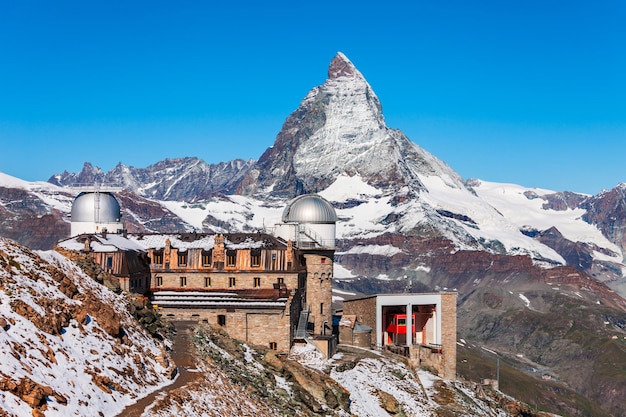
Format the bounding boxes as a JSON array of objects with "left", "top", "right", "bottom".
[
  {"left": 106, "top": 256, "right": 113, "bottom": 270},
  {"left": 156, "top": 276, "right": 163, "bottom": 287},
  {"left": 178, "top": 251, "right": 187, "bottom": 266},
  {"left": 229, "top": 277, "right": 236, "bottom": 287},
  {"left": 226, "top": 250, "right": 237, "bottom": 267},
  {"left": 217, "top": 315, "right": 226, "bottom": 326},
  {"left": 277, "top": 277, "right": 284, "bottom": 285},
  {"left": 153, "top": 251, "right": 163, "bottom": 265},
  {"left": 269, "top": 342, "right": 277, "bottom": 350},
  {"left": 253, "top": 277, "right": 261, "bottom": 288},
  {"left": 202, "top": 250, "right": 212, "bottom": 266},
  {"left": 180, "top": 276, "right": 187, "bottom": 287},
  {"left": 251, "top": 249, "right": 261, "bottom": 267},
  {"left": 204, "top": 276, "right": 211, "bottom": 287},
  {"left": 321, "top": 257, "right": 326, "bottom": 264},
  {"left": 320, "top": 302, "right": 324, "bottom": 315}
]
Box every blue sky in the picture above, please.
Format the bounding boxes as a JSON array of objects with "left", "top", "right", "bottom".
[{"left": 0, "top": 1, "right": 624, "bottom": 194}]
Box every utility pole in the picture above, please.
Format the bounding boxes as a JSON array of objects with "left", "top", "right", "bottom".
[{"left": 496, "top": 357, "right": 500, "bottom": 391}]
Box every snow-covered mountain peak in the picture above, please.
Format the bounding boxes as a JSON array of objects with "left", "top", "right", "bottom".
[{"left": 243, "top": 52, "right": 465, "bottom": 198}]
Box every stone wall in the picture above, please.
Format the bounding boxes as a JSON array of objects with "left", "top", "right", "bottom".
[
  {"left": 440, "top": 292, "right": 457, "bottom": 380},
  {"left": 303, "top": 251, "right": 334, "bottom": 335},
  {"left": 161, "top": 307, "right": 292, "bottom": 353}
]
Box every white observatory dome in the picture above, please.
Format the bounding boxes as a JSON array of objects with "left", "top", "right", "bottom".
[
  {"left": 276, "top": 194, "right": 336, "bottom": 248},
  {"left": 282, "top": 194, "right": 337, "bottom": 224},
  {"left": 71, "top": 192, "right": 122, "bottom": 222},
  {"left": 70, "top": 192, "right": 124, "bottom": 236}
]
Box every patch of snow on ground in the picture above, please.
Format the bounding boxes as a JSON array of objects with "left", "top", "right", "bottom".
[
  {"left": 340, "top": 244, "right": 404, "bottom": 256},
  {"left": 518, "top": 293, "right": 531, "bottom": 308},
  {"left": 274, "top": 375, "right": 292, "bottom": 395},
  {"left": 289, "top": 341, "right": 327, "bottom": 371},
  {"left": 331, "top": 355, "right": 434, "bottom": 417},
  {"left": 334, "top": 263, "right": 357, "bottom": 279},
  {"left": 319, "top": 174, "right": 382, "bottom": 202},
  {"left": 0, "top": 240, "right": 172, "bottom": 417}
]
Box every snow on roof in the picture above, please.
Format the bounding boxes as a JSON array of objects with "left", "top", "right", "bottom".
[
  {"left": 57, "top": 234, "right": 147, "bottom": 252},
  {"left": 129, "top": 234, "right": 216, "bottom": 250},
  {"left": 59, "top": 232, "right": 282, "bottom": 254},
  {"left": 224, "top": 235, "right": 268, "bottom": 250}
]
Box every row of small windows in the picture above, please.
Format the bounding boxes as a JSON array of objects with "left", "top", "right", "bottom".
[
  {"left": 151, "top": 250, "right": 266, "bottom": 267},
  {"left": 154, "top": 276, "right": 284, "bottom": 288}
]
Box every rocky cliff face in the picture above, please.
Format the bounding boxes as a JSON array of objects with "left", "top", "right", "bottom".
[
  {"left": 0, "top": 237, "right": 173, "bottom": 417},
  {"left": 582, "top": 184, "right": 626, "bottom": 262}
]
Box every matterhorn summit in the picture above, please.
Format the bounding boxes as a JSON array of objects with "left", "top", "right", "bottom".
[{"left": 239, "top": 52, "right": 464, "bottom": 198}]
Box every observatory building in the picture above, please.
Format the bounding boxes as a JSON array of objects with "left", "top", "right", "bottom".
[
  {"left": 141, "top": 193, "right": 338, "bottom": 353},
  {"left": 59, "top": 192, "right": 338, "bottom": 355},
  {"left": 70, "top": 191, "right": 124, "bottom": 237}
]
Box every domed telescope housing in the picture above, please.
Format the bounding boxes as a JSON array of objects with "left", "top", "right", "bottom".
[
  {"left": 275, "top": 194, "right": 337, "bottom": 248},
  {"left": 70, "top": 191, "right": 124, "bottom": 236}
]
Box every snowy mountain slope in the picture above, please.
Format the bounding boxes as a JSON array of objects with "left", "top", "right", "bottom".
[
  {"left": 0, "top": 172, "right": 73, "bottom": 214},
  {"left": 0, "top": 237, "right": 173, "bottom": 417},
  {"left": 470, "top": 180, "right": 621, "bottom": 258},
  {"left": 0, "top": 173, "right": 74, "bottom": 250}
]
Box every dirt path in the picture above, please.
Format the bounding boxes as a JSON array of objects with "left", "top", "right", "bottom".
[{"left": 117, "top": 321, "right": 203, "bottom": 417}]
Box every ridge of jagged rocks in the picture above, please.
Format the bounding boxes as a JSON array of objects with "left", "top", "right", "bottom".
[{"left": 49, "top": 157, "right": 255, "bottom": 202}]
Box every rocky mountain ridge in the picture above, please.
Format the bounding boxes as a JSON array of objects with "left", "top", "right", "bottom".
[{"left": 49, "top": 157, "right": 255, "bottom": 202}]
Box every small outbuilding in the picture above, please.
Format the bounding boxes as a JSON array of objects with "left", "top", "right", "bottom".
[
  {"left": 341, "top": 292, "right": 457, "bottom": 380},
  {"left": 338, "top": 315, "right": 372, "bottom": 348}
]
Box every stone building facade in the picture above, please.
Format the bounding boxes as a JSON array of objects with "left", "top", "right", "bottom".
[{"left": 136, "top": 232, "right": 311, "bottom": 353}]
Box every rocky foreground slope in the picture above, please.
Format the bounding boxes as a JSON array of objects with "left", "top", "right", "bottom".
[
  {"left": 0, "top": 237, "right": 174, "bottom": 417},
  {"left": 144, "top": 324, "right": 552, "bottom": 417}
]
